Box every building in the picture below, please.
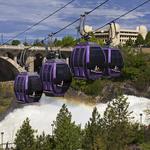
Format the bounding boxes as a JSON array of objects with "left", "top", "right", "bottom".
[{"left": 94, "top": 23, "right": 148, "bottom": 46}]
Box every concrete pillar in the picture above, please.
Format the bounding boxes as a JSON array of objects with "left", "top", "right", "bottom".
[
  {"left": 14, "top": 56, "right": 17, "bottom": 63},
  {"left": 42, "top": 57, "right": 47, "bottom": 64},
  {"left": 66, "top": 57, "right": 69, "bottom": 65},
  {"left": 26, "top": 56, "right": 34, "bottom": 72}
]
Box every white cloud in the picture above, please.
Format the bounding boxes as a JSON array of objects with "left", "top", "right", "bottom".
[{"left": 0, "top": 0, "right": 149, "bottom": 40}]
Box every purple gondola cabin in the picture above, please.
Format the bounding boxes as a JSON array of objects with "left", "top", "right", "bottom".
[
  {"left": 70, "top": 42, "right": 106, "bottom": 80},
  {"left": 102, "top": 47, "right": 124, "bottom": 77},
  {"left": 40, "top": 59, "right": 72, "bottom": 97},
  {"left": 14, "top": 72, "right": 43, "bottom": 103}
]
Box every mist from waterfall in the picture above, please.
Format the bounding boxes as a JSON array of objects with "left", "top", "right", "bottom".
[{"left": 0, "top": 95, "right": 149, "bottom": 143}]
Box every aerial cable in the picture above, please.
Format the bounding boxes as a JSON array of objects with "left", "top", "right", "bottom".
[
  {"left": 15, "top": 0, "right": 150, "bottom": 70},
  {"left": 17, "top": 0, "right": 110, "bottom": 69},
  {"left": 2, "top": 0, "right": 76, "bottom": 45},
  {"left": 51, "top": 0, "right": 110, "bottom": 37},
  {"left": 24, "top": 0, "right": 110, "bottom": 51},
  {"left": 94, "top": 0, "right": 150, "bottom": 32}
]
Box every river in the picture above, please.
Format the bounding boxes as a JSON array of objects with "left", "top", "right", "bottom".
[{"left": 0, "top": 95, "right": 149, "bottom": 143}]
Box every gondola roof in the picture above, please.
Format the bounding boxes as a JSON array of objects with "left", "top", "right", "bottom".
[
  {"left": 76, "top": 42, "right": 101, "bottom": 47},
  {"left": 19, "top": 72, "right": 39, "bottom": 76},
  {"left": 45, "top": 58, "right": 66, "bottom": 64},
  {"left": 102, "top": 47, "right": 120, "bottom": 51}
]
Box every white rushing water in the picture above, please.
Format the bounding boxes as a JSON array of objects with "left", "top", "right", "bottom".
[{"left": 0, "top": 95, "right": 149, "bottom": 143}]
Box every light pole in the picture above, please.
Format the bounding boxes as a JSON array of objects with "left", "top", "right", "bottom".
[
  {"left": 1, "top": 34, "right": 3, "bottom": 45},
  {"left": 51, "top": 123, "right": 54, "bottom": 137},
  {"left": 1, "top": 132, "right": 4, "bottom": 149},
  {"left": 140, "top": 113, "right": 143, "bottom": 125}
]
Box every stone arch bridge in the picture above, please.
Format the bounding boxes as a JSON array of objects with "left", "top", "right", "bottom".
[{"left": 0, "top": 45, "right": 72, "bottom": 81}]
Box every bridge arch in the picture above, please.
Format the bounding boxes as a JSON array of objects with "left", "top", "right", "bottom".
[
  {"left": 6, "top": 52, "right": 14, "bottom": 60},
  {"left": 0, "top": 57, "right": 25, "bottom": 81}
]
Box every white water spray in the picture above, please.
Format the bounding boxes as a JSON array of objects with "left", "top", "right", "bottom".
[{"left": 0, "top": 95, "right": 149, "bottom": 143}]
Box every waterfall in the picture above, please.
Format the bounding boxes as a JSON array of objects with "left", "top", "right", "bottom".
[{"left": 0, "top": 95, "right": 149, "bottom": 143}]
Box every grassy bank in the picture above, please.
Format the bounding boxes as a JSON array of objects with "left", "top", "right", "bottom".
[{"left": 0, "top": 81, "right": 14, "bottom": 114}]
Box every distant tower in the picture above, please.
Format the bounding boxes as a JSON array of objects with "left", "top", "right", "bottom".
[
  {"left": 136, "top": 25, "right": 148, "bottom": 39},
  {"left": 111, "top": 23, "right": 120, "bottom": 46}
]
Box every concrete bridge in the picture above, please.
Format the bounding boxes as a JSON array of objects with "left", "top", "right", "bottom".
[
  {"left": 0, "top": 45, "right": 72, "bottom": 81},
  {"left": 0, "top": 45, "right": 149, "bottom": 81}
]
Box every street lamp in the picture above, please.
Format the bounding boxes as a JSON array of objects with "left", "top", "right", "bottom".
[
  {"left": 1, "top": 132, "right": 4, "bottom": 149},
  {"left": 51, "top": 123, "right": 54, "bottom": 136},
  {"left": 140, "top": 113, "right": 143, "bottom": 125}
]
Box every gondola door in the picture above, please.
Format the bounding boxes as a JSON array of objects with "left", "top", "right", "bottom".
[
  {"left": 78, "top": 47, "right": 86, "bottom": 78},
  {"left": 47, "top": 64, "right": 52, "bottom": 92},
  {"left": 73, "top": 48, "right": 80, "bottom": 77}
]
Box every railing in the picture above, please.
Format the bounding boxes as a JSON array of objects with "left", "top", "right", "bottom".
[
  {"left": 0, "top": 142, "right": 15, "bottom": 150},
  {"left": 0, "top": 45, "right": 72, "bottom": 51}
]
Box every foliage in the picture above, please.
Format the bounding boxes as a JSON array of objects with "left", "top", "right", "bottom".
[
  {"left": 14, "top": 118, "right": 36, "bottom": 150},
  {"left": 0, "top": 97, "right": 12, "bottom": 114},
  {"left": 71, "top": 79, "right": 87, "bottom": 91},
  {"left": 31, "top": 132, "right": 55, "bottom": 150},
  {"left": 129, "top": 123, "right": 145, "bottom": 144},
  {"left": 13, "top": 97, "right": 150, "bottom": 150},
  {"left": 71, "top": 43, "right": 150, "bottom": 96},
  {"left": 121, "top": 46, "right": 150, "bottom": 90},
  {"left": 125, "top": 38, "right": 134, "bottom": 47},
  {"left": 145, "top": 31, "right": 150, "bottom": 46},
  {"left": 23, "top": 41, "right": 29, "bottom": 46},
  {"left": 33, "top": 39, "right": 44, "bottom": 46},
  {"left": 54, "top": 38, "right": 62, "bottom": 47},
  {"left": 61, "top": 35, "right": 76, "bottom": 47},
  {"left": 71, "top": 79, "right": 111, "bottom": 96},
  {"left": 54, "top": 34, "right": 104, "bottom": 47},
  {"left": 103, "top": 95, "right": 133, "bottom": 150},
  {"left": 135, "top": 34, "right": 144, "bottom": 46},
  {"left": 11, "top": 40, "right": 21, "bottom": 46},
  {"left": 89, "top": 35, "right": 104, "bottom": 46},
  {"left": 53, "top": 104, "right": 82, "bottom": 150},
  {"left": 83, "top": 107, "right": 105, "bottom": 150},
  {"left": 140, "top": 142, "right": 150, "bottom": 150}
]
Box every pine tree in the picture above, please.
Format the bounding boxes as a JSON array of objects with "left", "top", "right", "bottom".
[
  {"left": 31, "top": 132, "right": 55, "bottom": 150},
  {"left": 14, "top": 118, "right": 36, "bottom": 150},
  {"left": 103, "top": 95, "right": 133, "bottom": 150},
  {"left": 54, "top": 104, "right": 82, "bottom": 150},
  {"left": 83, "top": 107, "right": 105, "bottom": 150}
]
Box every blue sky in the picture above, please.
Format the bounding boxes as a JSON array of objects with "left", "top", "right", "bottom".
[{"left": 0, "top": 0, "right": 150, "bottom": 43}]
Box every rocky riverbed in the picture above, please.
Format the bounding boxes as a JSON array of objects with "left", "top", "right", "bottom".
[{"left": 65, "top": 81, "right": 150, "bottom": 104}]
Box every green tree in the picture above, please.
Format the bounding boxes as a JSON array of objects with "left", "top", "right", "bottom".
[
  {"left": 11, "top": 40, "right": 21, "bottom": 46},
  {"left": 145, "top": 31, "right": 150, "bottom": 47},
  {"left": 54, "top": 104, "right": 82, "bottom": 150},
  {"left": 23, "top": 41, "right": 29, "bottom": 46},
  {"left": 103, "top": 95, "right": 133, "bottom": 150},
  {"left": 135, "top": 34, "right": 144, "bottom": 46},
  {"left": 89, "top": 35, "right": 104, "bottom": 46},
  {"left": 14, "top": 118, "right": 36, "bottom": 150},
  {"left": 31, "top": 132, "right": 55, "bottom": 150},
  {"left": 61, "top": 36, "right": 75, "bottom": 47},
  {"left": 53, "top": 38, "right": 62, "bottom": 47},
  {"left": 33, "top": 39, "right": 44, "bottom": 46},
  {"left": 83, "top": 107, "right": 105, "bottom": 150},
  {"left": 126, "top": 38, "right": 134, "bottom": 47}
]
